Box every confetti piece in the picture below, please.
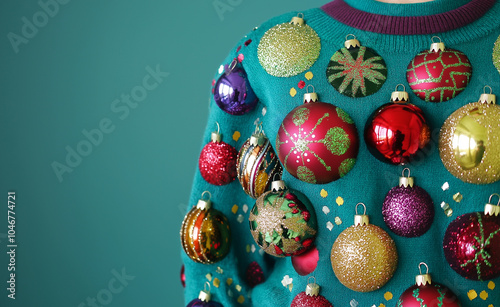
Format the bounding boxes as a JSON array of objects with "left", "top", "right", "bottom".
[
  {"left": 253, "top": 118, "right": 260, "bottom": 126},
  {"left": 259, "top": 248, "right": 265, "bottom": 256},
  {"left": 251, "top": 245, "right": 256, "bottom": 253},
  {"left": 326, "top": 221, "right": 334, "bottom": 231},
  {"left": 440, "top": 202, "right": 453, "bottom": 217},
  {"left": 233, "top": 131, "right": 241, "bottom": 142},
  {"left": 480, "top": 291, "right": 488, "bottom": 300},
  {"left": 384, "top": 292, "right": 393, "bottom": 301},
  {"left": 298, "top": 80, "right": 306, "bottom": 89},
  {"left": 216, "top": 267, "right": 223, "bottom": 274},
  {"left": 335, "top": 216, "right": 342, "bottom": 225},
  {"left": 237, "top": 214, "right": 244, "bottom": 223},
  {"left": 488, "top": 305, "right": 493, "bottom": 307},
  {"left": 488, "top": 281, "right": 495, "bottom": 290},
  {"left": 236, "top": 46, "right": 241, "bottom": 52},
  {"left": 305, "top": 71, "right": 313, "bottom": 80},
  {"left": 236, "top": 285, "right": 242, "bottom": 292},
  {"left": 213, "top": 278, "right": 220, "bottom": 288},
  {"left": 218, "top": 65, "right": 224, "bottom": 74},
  {"left": 290, "top": 87, "right": 297, "bottom": 97},
  {"left": 282, "top": 275, "right": 293, "bottom": 287},
  {"left": 336, "top": 196, "right": 344, "bottom": 206},
  {"left": 262, "top": 107, "right": 267, "bottom": 116},
  {"left": 243, "top": 204, "right": 248, "bottom": 213},
  {"left": 288, "top": 284, "right": 293, "bottom": 292},
  {"left": 320, "top": 189, "right": 328, "bottom": 198},
  {"left": 232, "top": 204, "right": 239, "bottom": 214},
  {"left": 238, "top": 54, "right": 244, "bottom": 62},
  {"left": 442, "top": 182, "right": 449, "bottom": 191},
  {"left": 453, "top": 192, "right": 463, "bottom": 203},
  {"left": 322, "top": 206, "right": 330, "bottom": 215},
  {"left": 228, "top": 289, "right": 234, "bottom": 297},
  {"left": 246, "top": 245, "right": 251, "bottom": 253},
  {"left": 350, "top": 299, "right": 359, "bottom": 307},
  {"left": 227, "top": 278, "right": 233, "bottom": 286},
  {"left": 212, "top": 79, "right": 216, "bottom": 86},
  {"left": 238, "top": 295, "right": 245, "bottom": 304},
  {"left": 379, "top": 304, "right": 386, "bottom": 307},
  {"left": 244, "top": 39, "right": 252, "bottom": 46},
  {"left": 206, "top": 273, "right": 212, "bottom": 281},
  {"left": 468, "top": 289, "right": 478, "bottom": 300}
]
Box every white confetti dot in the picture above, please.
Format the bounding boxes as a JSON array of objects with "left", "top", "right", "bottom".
[
  {"left": 442, "top": 182, "right": 449, "bottom": 191},
  {"left": 262, "top": 107, "right": 267, "bottom": 116},
  {"left": 350, "top": 299, "right": 359, "bottom": 307},
  {"left": 228, "top": 289, "right": 234, "bottom": 297},
  {"left": 237, "top": 214, "right": 244, "bottom": 223},
  {"left": 218, "top": 65, "right": 224, "bottom": 74},
  {"left": 251, "top": 245, "right": 256, "bottom": 253},
  {"left": 322, "top": 206, "right": 330, "bottom": 215},
  {"left": 242, "top": 204, "right": 248, "bottom": 213},
  {"left": 326, "top": 221, "right": 334, "bottom": 231},
  {"left": 281, "top": 275, "right": 293, "bottom": 287},
  {"left": 259, "top": 248, "right": 265, "bottom": 256}
]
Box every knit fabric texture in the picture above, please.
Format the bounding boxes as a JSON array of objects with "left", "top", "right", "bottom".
[{"left": 182, "top": 0, "right": 500, "bottom": 306}]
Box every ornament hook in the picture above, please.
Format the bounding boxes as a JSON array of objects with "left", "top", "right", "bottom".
[
  {"left": 395, "top": 84, "right": 406, "bottom": 92},
  {"left": 355, "top": 203, "right": 367, "bottom": 215},
  {"left": 484, "top": 85, "right": 493, "bottom": 95},
  {"left": 345, "top": 34, "right": 356, "bottom": 41},
  {"left": 399, "top": 168, "right": 414, "bottom": 187},
  {"left": 306, "top": 85, "right": 315, "bottom": 94},
  {"left": 215, "top": 122, "right": 220, "bottom": 134},
  {"left": 430, "top": 36, "right": 445, "bottom": 52},
  {"left": 307, "top": 276, "right": 317, "bottom": 285},
  {"left": 273, "top": 173, "right": 281, "bottom": 181},
  {"left": 489, "top": 193, "right": 500, "bottom": 206},
  {"left": 431, "top": 36, "right": 442, "bottom": 44},
  {"left": 201, "top": 191, "right": 212, "bottom": 201},
  {"left": 228, "top": 59, "right": 238, "bottom": 74},
  {"left": 297, "top": 13, "right": 304, "bottom": 19},
  {"left": 204, "top": 282, "right": 211, "bottom": 293},
  {"left": 418, "top": 262, "right": 429, "bottom": 275},
  {"left": 402, "top": 168, "right": 411, "bottom": 178}
]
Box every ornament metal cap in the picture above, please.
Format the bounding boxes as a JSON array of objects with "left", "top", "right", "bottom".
[
  {"left": 304, "top": 85, "right": 319, "bottom": 103},
  {"left": 478, "top": 86, "right": 496, "bottom": 105},
  {"left": 344, "top": 34, "right": 361, "bottom": 49},
  {"left": 485, "top": 193, "right": 500, "bottom": 216},
  {"left": 430, "top": 36, "right": 445, "bottom": 52},
  {"left": 211, "top": 122, "right": 222, "bottom": 142},
  {"left": 399, "top": 168, "right": 415, "bottom": 188},
  {"left": 197, "top": 191, "right": 212, "bottom": 210},
  {"left": 250, "top": 124, "right": 266, "bottom": 146},
  {"left": 415, "top": 262, "right": 432, "bottom": 286},
  {"left": 271, "top": 175, "right": 287, "bottom": 192},
  {"left": 354, "top": 203, "right": 370, "bottom": 226},
  {"left": 305, "top": 277, "right": 320, "bottom": 297},
  {"left": 198, "top": 282, "right": 212, "bottom": 302},
  {"left": 290, "top": 13, "right": 305, "bottom": 26},
  {"left": 391, "top": 84, "right": 409, "bottom": 103}
]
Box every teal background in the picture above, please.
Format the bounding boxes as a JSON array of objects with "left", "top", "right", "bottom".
[{"left": 0, "top": 1, "right": 323, "bottom": 306}]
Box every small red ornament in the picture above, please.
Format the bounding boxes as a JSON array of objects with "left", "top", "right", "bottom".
[
  {"left": 199, "top": 122, "right": 238, "bottom": 186},
  {"left": 246, "top": 261, "right": 265, "bottom": 288},
  {"left": 181, "top": 265, "right": 186, "bottom": 288},
  {"left": 407, "top": 37, "right": 472, "bottom": 103},
  {"left": 365, "top": 84, "right": 430, "bottom": 164},
  {"left": 292, "top": 245, "right": 319, "bottom": 276},
  {"left": 443, "top": 194, "right": 500, "bottom": 281},
  {"left": 291, "top": 277, "right": 333, "bottom": 307},
  {"left": 396, "top": 263, "right": 461, "bottom": 307},
  {"left": 276, "top": 86, "right": 359, "bottom": 184}
]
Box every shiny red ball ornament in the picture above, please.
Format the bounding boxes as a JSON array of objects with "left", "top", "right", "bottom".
[
  {"left": 199, "top": 123, "right": 238, "bottom": 186},
  {"left": 397, "top": 263, "right": 461, "bottom": 307},
  {"left": 365, "top": 85, "right": 430, "bottom": 164},
  {"left": 407, "top": 38, "right": 472, "bottom": 103},
  {"left": 292, "top": 245, "right": 319, "bottom": 276},
  {"left": 443, "top": 194, "right": 500, "bottom": 281},
  {"left": 246, "top": 261, "right": 265, "bottom": 288},
  {"left": 291, "top": 278, "right": 333, "bottom": 307},
  {"left": 276, "top": 89, "right": 358, "bottom": 184}
]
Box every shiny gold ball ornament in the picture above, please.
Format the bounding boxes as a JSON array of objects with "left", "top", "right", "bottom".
[
  {"left": 439, "top": 86, "right": 500, "bottom": 184},
  {"left": 257, "top": 13, "right": 321, "bottom": 77},
  {"left": 180, "top": 192, "right": 231, "bottom": 264},
  {"left": 331, "top": 203, "right": 398, "bottom": 292}
]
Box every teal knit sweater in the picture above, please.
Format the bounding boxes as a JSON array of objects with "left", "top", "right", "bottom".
[{"left": 183, "top": 0, "right": 500, "bottom": 306}]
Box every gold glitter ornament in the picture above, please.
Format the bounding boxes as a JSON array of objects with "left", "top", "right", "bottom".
[
  {"left": 258, "top": 13, "right": 321, "bottom": 77},
  {"left": 330, "top": 203, "right": 398, "bottom": 292},
  {"left": 494, "top": 35, "right": 500, "bottom": 74},
  {"left": 439, "top": 86, "right": 500, "bottom": 184}
]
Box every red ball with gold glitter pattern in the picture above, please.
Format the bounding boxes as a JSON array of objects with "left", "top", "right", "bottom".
[
  {"left": 291, "top": 278, "right": 333, "bottom": 307},
  {"left": 443, "top": 194, "right": 500, "bottom": 281},
  {"left": 276, "top": 89, "right": 358, "bottom": 184},
  {"left": 246, "top": 261, "right": 265, "bottom": 288},
  {"left": 199, "top": 123, "right": 238, "bottom": 186},
  {"left": 407, "top": 37, "right": 472, "bottom": 103}
]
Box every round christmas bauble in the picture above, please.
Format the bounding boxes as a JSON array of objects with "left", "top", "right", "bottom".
[
  {"left": 187, "top": 299, "right": 223, "bottom": 307},
  {"left": 258, "top": 14, "right": 320, "bottom": 77},
  {"left": 291, "top": 279, "right": 333, "bottom": 307},
  {"left": 246, "top": 261, "right": 265, "bottom": 288},
  {"left": 494, "top": 35, "right": 500, "bottom": 74},
  {"left": 181, "top": 265, "right": 186, "bottom": 288},
  {"left": 439, "top": 90, "right": 500, "bottom": 184},
  {"left": 213, "top": 63, "right": 258, "bottom": 115},
  {"left": 180, "top": 194, "right": 231, "bottom": 264},
  {"left": 327, "top": 35, "right": 387, "bottom": 98},
  {"left": 199, "top": 128, "right": 238, "bottom": 186},
  {"left": 237, "top": 130, "right": 282, "bottom": 198},
  {"left": 443, "top": 211, "right": 500, "bottom": 281},
  {"left": 249, "top": 180, "right": 317, "bottom": 257},
  {"left": 382, "top": 169, "right": 434, "bottom": 237},
  {"left": 291, "top": 245, "right": 319, "bottom": 276},
  {"left": 365, "top": 86, "right": 430, "bottom": 164},
  {"left": 407, "top": 39, "right": 472, "bottom": 102},
  {"left": 331, "top": 204, "right": 398, "bottom": 292},
  {"left": 276, "top": 92, "right": 358, "bottom": 184},
  {"left": 397, "top": 284, "right": 461, "bottom": 307}
]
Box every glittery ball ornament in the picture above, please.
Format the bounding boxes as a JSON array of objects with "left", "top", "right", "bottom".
[
  {"left": 291, "top": 278, "right": 333, "bottom": 307},
  {"left": 396, "top": 263, "right": 461, "bottom": 307},
  {"left": 407, "top": 37, "right": 472, "bottom": 102},
  {"left": 258, "top": 13, "right": 320, "bottom": 77},
  {"left": 331, "top": 203, "right": 398, "bottom": 292},
  {"left": 214, "top": 60, "right": 258, "bottom": 115},
  {"left": 382, "top": 168, "right": 434, "bottom": 237},
  {"left": 180, "top": 192, "right": 231, "bottom": 264},
  {"left": 276, "top": 89, "right": 359, "bottom": 184},
  {"left": 187, "top": 282, "right": 223, "bottom": 307},
  {"left": 326, "top": 35, "right": 387, "bottom": 98},
  {"left": 237, "top": 127, "right": 282, "bottom": 198},
  {"left": 439, "top": 87, "right": 500, "bottom": 184},
  {"left": 494, "top": 35, "right": 500, "bottom": 74},
  {"left": 199, "top": 123, "right": 238, "bottom": 186},
  {"left": 249, "top": 179, "right": 318, "bottom": 257},
  {"left": 365, "top": 84, "right": 430, "bottom": 164},
  {"left": 443, "top": 194, "right": 500, "bottom": 281},
  {"left": 246, "top": 261, "right": 265, "bottom": 288}
]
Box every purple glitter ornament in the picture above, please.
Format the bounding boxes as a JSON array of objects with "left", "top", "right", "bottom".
[
  {"left": 382, "top": 169, "right": 434, "bottom": 237},
  {"left": 186, "top": 299, "right": 223, "bottom": 307},
  {"left": 214, "top": 62, "right": 258, "bottom": 115}
]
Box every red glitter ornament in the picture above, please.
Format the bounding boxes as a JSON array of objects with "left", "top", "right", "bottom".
[
  {"left": 396, "top": 263, "right": 461, "bottom": 307},
  {"left": 407, "top": 37, "right": 472, "bottom": 103},
  {"left": 199, "top": 123, "right": 238, "bottom": 186},
  {"left": 276, "top": 87, "right": 358, "bottom": 184},
  {"left": 364, "top": 84, "right": 430, "bottom": 164},
  {"left": 246, "top": 261, "right": 265, "bottom": 288},
  {"left": 291, "top": 277, "right": 333, "bottom": 307},
  {"left": 443, "top": 194, "right": 500, "bottom": 281}
]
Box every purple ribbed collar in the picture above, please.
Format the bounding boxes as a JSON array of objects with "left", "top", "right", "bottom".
[{"left": 321, "top": 0, "right": 495, "bottom": 35}]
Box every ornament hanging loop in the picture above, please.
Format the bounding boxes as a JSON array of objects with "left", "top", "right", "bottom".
[
  {"left": 198, "top": 282, "right": 212, "bottom": 302},
  {"left": 197, "top": 191, "right": 212, "bottom": 210},
  {"left": 485, "top": 193, "right": 500, "bottom": 216},
  {"left": 354, "top": 203, "right": 370, "bottom": 226},
  {"left": 345, "top": 34, "right": 361, "bottom": 49},
  {"left": 391, "top": 84, "right": 409, "bottom": 103},
  {"left": 227, "top": 59, "right": 238, "bottom": 75},
  {"left": 290, "top": 13, "right": 305, "bottom": 26},
  {"left": 430, "top": 36, "right": 445, "bottom": 52},
  {"left": 416, "top": 262, "right": 432, "bottom": 286},
  {"left": 399, "top": 168, "right": 414, "bottom": 187},
  {"left": 304, "top": 85, "right": 319, "bottom": 103},
  {"left": 418, "top": 262, "right": 429, "bottom": 275},
  {"left": 305, "top": 276, "right": 320, "bottom": 297},
  {"left": 211, "top": 122, "right": 222, "bottom": 142},
  {"left": 479, "top": 85, "right": 496, "bottom": 104}
]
